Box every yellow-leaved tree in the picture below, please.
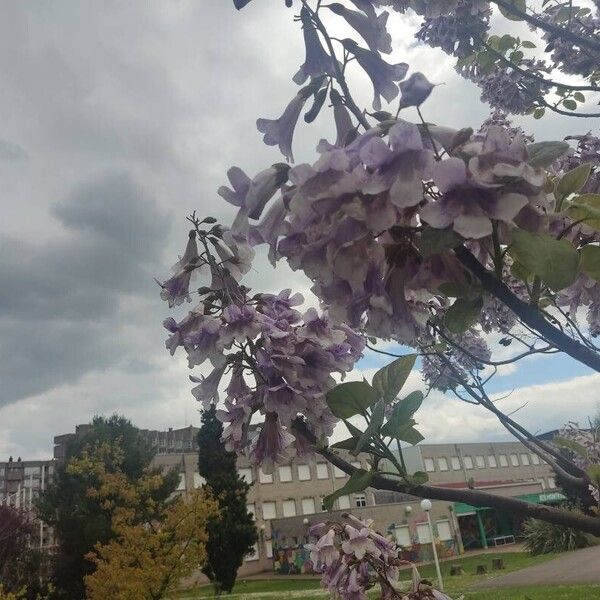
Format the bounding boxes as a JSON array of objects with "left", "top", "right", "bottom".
[{"left": 67, "top": 442, "right": 218, "bottom": 600}]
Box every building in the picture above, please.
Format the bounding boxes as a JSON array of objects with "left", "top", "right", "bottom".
[{"left": 0, "top": 457, "right": 56, "bottom": 547}]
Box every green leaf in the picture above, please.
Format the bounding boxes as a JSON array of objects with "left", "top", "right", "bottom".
[
  {"left": 323, "top": 469, "right": 374, "bottom": 511},
  {"left": 444, "top": 297, "right": 483, "bottom": 334},
  {"left": 527, "top": 141, "right": 570, "bottom": 168},
  {"left": 579, "top": 245, "right": 600, "bottom": 282},
  {"left": 438, "top": 282, "right": 477, "bottom": 298},
  {"left": 510, "top": 50, "right": 524, "bottom": 63},
  {"left": 419, "top": 228, "right": 462, "bottom": 258},
  {"left": 556, "top": 163, "right": 593, "bottom": 198},
  {"left": 331, "top": 436, "right": 386, "bottom": 458},
  {"left": 574, "top": 92, "right": 585, "bottom": 103},
  {"left": 533, "top": 107, "right": 545, "bottom": 120},
  {"left": 510, "top": 229, "right": 579, "bottom": 291},
  {"left": 405, "top": 471, "right": 428, "bottom": 485},
  {"left": 586, "top": 464, "right": 600, "bottom": 487},
  {"left": 372, "top": 355, "right": 417, "bottom": 403},
  {"left": 521, "top": 40, "right": 536, "bottom": 48},
  {"left": 396, "top": 424, "right": 425, "bottom": 445},
  {"left": 498, "top": 34, "right": 516, "bottom": 52},
  {"left": 381, "top": 391, "right": 424, "bottom": 437},
  {"left": 567, "top": 194, "right": 600, "bottom": 229},
  {"left": 354, "top": 400, "right": 385, "bottom": 455},
  {"left": 562, "top": 99, "right": 577, "bottom": 111},
  {"left": 498, "top": 0, "right": 526, "bottom": 20},
  {"left": 326, "top": 381, "right": 380, "bottom": 419}
]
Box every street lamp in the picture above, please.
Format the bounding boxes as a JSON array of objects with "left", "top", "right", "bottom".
[{"left": 420, "top": 499, "right": 443, "bottom": 591}]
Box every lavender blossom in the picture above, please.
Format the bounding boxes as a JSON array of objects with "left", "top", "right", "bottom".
[
  {"left": 190, "top": 364, "right": 227, "bottom": 408},
  {"left": 328, "top": 4, "right": 392, "bottom": 54},
  {"left": 249, "top": 413, "right": 294, "bottom": 467},
  {"left": 342, "top": 39, "right": 408, "bottom": 109},
  {"left": 293, "top": 7, "right": 339, "bottom": 85},
  {"left": 257, "top": 89, "right": 313, "bottom": 162},
  {"left": 399, "top": 72, "right": 435, "bottom": 109},
  {"left": 306, "top": 529, "right": 340, "bottom": 567}
]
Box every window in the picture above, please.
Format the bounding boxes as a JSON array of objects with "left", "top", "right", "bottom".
[
  {"left": 540, "top": 478, "right": 546, "bottom": 490},
  {"left": 266, "top": 540, "right": 273, "bottom": 559},
  {"left": 259, "top": 468, "right": 273, "bottom": 484},
  {"left": 193, "top": 472, "right": 205, "bottom": 488},
  {"left": 475, "top": 455, "right": 485, "bottom": 469},
  {"left": 302, "top": 498, "right": 316, "bottom": 515},
  {"left": 520, "top": 453, "right": 530, "bottom": 466},
  {"left": 424, "top": 458, "right": 435, "bottom": 472},
  {"left": 297, "top": 464, "right": 311, "bottom": 481},
  {"left": 351, "top": 461, "right": 361, "bottom": 469},
  {"left": 337, "top": 495, "right": 351, "bottom": 510},
  {"left": 245, "top": 543, "right": 259, "bottom": 561},
  {"left": 437, "top": 457, "right": 449, "bottom": 472},
  {"left": 24, "top": 466, "right": 39, "bottom": 476},
  {"left": 451, "top": 456, "right": 461, "bottom": 470},
  {"left": 487, "top": 455, "right": 497, "bottom": 468},
  {"left": 436, "top": 520, "right": 452, "bottom": 541},
  {"left": 416, "top": 523, "right": 431, "bottom": 543},
  {"left": 176, "top": 440, "right": 182, "bottom": 449},
  {"left": 320, "top": 497, "right": 326, "bottom": 512},
  {"left": 316, "top": 463, "right": 329, "bottom": 479},
  {"left": 238, "top": 468, "right": 253, "bottom": 483},
  {"left": 282, "top": 499, "right": 296, "bottom": 517},
  {"left": 510, "top": 454, "right": 519, "bottom": 467},
  {"left": 463, "top": 456, "right": 474, "bottom": 469},
  {"left": 278, "top": 466, "right": 293, "bottom": 482},
  {"left": 499, "top": 454, "right": 508, "bottom": 467},
  {"left": 394, "top": 526, "right": 410, "bottom": 546},
  {"left": 531, "top": 454, "right": 540, "bottom": 465},
  {"left": 334, "top": 466, "right": 346, "bottom": 478},
  {"left": 355, "top": 494, "right": 367, "bottom": 508},
  {"left": 262, "top": 501, "right": 277, "bottom": 520},
  {"left": 246, "top": 503, "right": 256, "bottom": 519},
  {"left": 548, "top": 477, "right": 556, "bottom": 489}
]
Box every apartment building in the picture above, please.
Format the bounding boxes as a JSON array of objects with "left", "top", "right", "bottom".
[{"left": 0, "top": 457, "right": 56, "bottom": 547}]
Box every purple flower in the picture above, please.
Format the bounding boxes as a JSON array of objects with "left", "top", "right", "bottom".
[
  {"left": 298, "top": 308, "right": 347, "bottom": 345},
  {"left": 185, "top": 316, "right": 224, "bottom": 367},
  {"left": 341, "top": 525, "right": 380, "bottom": 560},
  {"left": 259, "top": 288, "right": 304, "bottom": 322},
  {"left": 257, "top": 90, "right": 313, "bottom": 162},
  {"left": 330, "top": 89, "right": 355, "bottom": 148},
  {"left": 221, "top": 304, "right": 263, "bottom": 346},
  {"left": 262, "top": 382, "right": 306, "bottom": 425},
  {"left": 306, "top": 529, "right": 339, "bottom": 567},
  {"left": 157, "top": 231, "right": 203, "bottom": 307},
  {"left": 218, "top": 165, "right": 288, "bottom": 220},
  {"left": 249, "top": 412, "right": 294, "bottom": 467},
  {"left": 293, "top": 7, "right": 339, "bottom": 85},
  {"left": 328, "top": 4, "right": 392, "bottom": 54},
  {"left": 210, "top": 231, "right": 255, "bottom": 282},
  {"left": 217, "top": 397, "right": 252, "bottom": 451},
  {"left": 342, "top": 39, "right": 408, "bottom": 109},
  {"left": 190, "top": 364, "right": 227, "bottom": 408}
]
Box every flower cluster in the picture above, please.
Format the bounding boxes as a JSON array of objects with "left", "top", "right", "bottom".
[
  {"left": 158, "top": 227, "right": 364, "bottom": 468},
  {"left": 308, "top": 515, "right": 455, "bottom": 600}
]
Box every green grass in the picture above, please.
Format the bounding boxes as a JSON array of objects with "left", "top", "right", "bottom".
[{"left": 174, "top": 551, "right": 593, "bottom": 599}]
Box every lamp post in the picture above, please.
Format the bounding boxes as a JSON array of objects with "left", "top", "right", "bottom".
[{"left": 420, "top": 499, "right": 443, "bottom": 591}]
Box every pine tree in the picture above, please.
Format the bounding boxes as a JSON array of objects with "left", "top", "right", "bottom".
[{"left": 198, "top": 405, "right": 258, "bottom": 594}]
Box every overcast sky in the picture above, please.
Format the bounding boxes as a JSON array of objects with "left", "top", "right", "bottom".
[{"left": 1, "top": 1, "right": 598, "bottom": 460}]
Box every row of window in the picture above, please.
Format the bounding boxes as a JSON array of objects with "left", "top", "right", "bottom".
[
  {"left": 150, "top": 439, "right": 194, "bottom": 450},
  {"left": 246, "top": 493, "right": 368, "bottom": 520},
  {"left": 237, "top": 461, "right": 361, "bottom": 485},
  {"left": 423, "top": 452, "right": 542, "bottom": 473},
  {"left": 394, "top": 520, "right": 453, "bottom": 546}
]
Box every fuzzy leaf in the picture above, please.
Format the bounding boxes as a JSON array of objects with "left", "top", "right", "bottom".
[
  {"left": 323, "top": 469, "right": 374, "bottom": 511},
  {"left": 372, "top": 355, "right": 417, "bottom": 403},
  {"left": 444, "top": 297, "right": 483, "bottom": 333},
  {"left": 579, "top": 245, "right": 600, "bottom": 282},
  {"left": 419, "top": 228, "right": 463, "bottom": 258},
  {"left": 498, "top": 0, "right": 526, "bottom": 20},
  {"left": 354, "top": 400, "right": 385, "bottom": 455},
  {"left": 556, "top": 163, "right": 592, "bottom": 199},
  {"left": 381, "top": 392, "right": 424, "bottom": 438},
  {"left": 511, "top": 229, "right": 579, "bottom": 291},
  {"left": 566, "top": 194, "right": 600, "bottom": 229},
  {"left": 527, "top": 141, "right": 570, "bottom": 168},
  {"left": 326, "top": 381, "right": 380, "bottom": 419}
]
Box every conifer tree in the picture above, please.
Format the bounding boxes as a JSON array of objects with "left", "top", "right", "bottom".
[{"left": 197, "top": 405, "right": 257, "bottom": 594}]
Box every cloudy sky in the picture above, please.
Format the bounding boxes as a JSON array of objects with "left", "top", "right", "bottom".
[{"left": 1, "top": 1, "right": 598, "bottom": 460}]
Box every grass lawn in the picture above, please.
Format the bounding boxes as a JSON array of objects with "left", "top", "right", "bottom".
[{"left": 174, "top": 551, "right": 598, "bottom": 599}]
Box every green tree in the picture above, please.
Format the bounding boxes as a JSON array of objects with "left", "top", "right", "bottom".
[
  {"left": 197, "top": 405, "right": 257, "bottom": 594},
  {"left": 37, "top": 415, "right": 177, "bottom": 600}
]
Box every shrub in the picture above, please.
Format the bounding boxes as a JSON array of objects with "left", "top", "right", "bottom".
[{"left": 522, "top": 517, "right": 599, "bottom": 555}]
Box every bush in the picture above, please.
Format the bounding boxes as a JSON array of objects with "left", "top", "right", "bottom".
[{"left": 522, "top": 517, "right": 599, "bottom": 555}]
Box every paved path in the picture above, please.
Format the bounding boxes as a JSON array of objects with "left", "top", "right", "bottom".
[{"left": 475, "top": 545, "right": 600, "bottom": 588}]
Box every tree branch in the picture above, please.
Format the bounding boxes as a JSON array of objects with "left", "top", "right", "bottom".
[
  {"left": 292, "top": 419, "right": 600, "bottom": 536},
  {"left": 453, "top": 245, "right": 600, "bottom": 373}
]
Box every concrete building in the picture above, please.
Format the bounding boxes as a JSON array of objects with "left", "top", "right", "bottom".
[{"left": 0, "top": 457, "right": 56, "bottom": 547}]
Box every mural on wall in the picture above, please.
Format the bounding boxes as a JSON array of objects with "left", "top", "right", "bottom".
[{"left": 272, "top": 544, "right": 315, "bottom": 575}]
